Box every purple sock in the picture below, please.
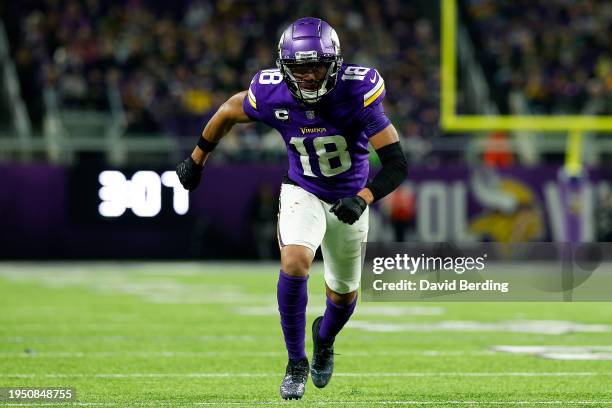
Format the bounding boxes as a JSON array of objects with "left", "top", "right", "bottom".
[
  {"left": 277, "top": 270, "right": 308, "bottom": 361},
  {"left": 318, "top": 294, "right": 357, "bottom": 344}
]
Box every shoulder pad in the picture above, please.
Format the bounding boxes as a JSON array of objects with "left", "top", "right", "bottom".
[
  {"left": 248, "top": 68, "right": 284, "bottom": 110},
  {"left": 339, "top": 65, "right": 386, "bottom": 108}
]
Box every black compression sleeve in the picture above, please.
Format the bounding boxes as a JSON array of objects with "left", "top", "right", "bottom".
[{"left": 366, "top": 141, "right": 408, "bottom": 202}]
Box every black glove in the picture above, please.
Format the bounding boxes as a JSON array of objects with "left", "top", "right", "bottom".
[
  {"left": 330, "top": 196, "right": 367, "bottom": 225},
  {"left": 176, "top": 156, "right": 203, "bottom": 191}
]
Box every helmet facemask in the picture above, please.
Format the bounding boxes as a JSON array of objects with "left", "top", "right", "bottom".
[{"left": 277, "top": 58, "right": 342, "bottom": 104}]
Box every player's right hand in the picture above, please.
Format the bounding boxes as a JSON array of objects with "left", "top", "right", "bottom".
[{"left": 176, "top": 156, "right": 203, "bottom": 191}]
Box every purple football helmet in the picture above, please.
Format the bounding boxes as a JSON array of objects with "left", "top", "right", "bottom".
[{"left": 276, "top": 17, "right": 343, "bottom": 104}]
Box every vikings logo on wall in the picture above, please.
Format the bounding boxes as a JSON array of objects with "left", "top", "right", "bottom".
[
  {"left": 398, "top": 166, "right": 596, "bottom": 243},
  {"left": 469, "top": 167, "right": 544, "bottom": 243}
]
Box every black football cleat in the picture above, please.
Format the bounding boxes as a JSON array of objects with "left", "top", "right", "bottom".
[
  {"left": 311, "top": 316, "right": 335, "bottom": 388},
  {"left": 280, "top": 357, "right": 309, "bottom": 400}
]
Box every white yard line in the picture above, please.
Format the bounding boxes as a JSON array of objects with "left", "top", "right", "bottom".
[
  {"left": 348, "top": 320, "right": 612, "bottom": 335},
  {"left": 0, "top": 335, "right": 266, "bottom": 343},
  {"left": 0, "top": 350, "right": 494, "bottom": 358},
  {"left": 3, "top": 400, "right": 612, "bottom": 406},
  {"left": 0, "top": 372, "right": 607, "bottom": 379},
  {"left": 493, "top": 345, "right": 612, "bottom": 353},
  {"left": 492, "top": 345, "right": 612, "bottom": 360},
  {"left": 0, "top": 261, "right": 283, "bottom": 272}
]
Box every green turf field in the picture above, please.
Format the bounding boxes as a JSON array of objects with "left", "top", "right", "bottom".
[{"left": 1, "top": 262, "right": 612, "bottom": 407}]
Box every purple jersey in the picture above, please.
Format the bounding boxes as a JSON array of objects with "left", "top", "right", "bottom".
[{"left": 243, "top": 64, "right": 391, "bottom": 202}]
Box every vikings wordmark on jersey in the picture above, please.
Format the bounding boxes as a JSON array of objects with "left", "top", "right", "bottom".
[{"left": 243, "top": 64, "right": 390, "bottom": 203}]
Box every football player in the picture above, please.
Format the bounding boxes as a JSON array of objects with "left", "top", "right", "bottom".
[{"left": 177, "top": 17, "right": 407, "bottom": 400}]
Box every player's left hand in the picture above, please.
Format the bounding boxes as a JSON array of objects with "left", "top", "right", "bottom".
[{"left": 330, "top": 196, "right": 367, "bottom": 225}]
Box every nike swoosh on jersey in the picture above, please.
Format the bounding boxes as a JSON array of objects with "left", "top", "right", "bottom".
[{"left": 370, "top": 72, "right": 377, "bottom": 83}]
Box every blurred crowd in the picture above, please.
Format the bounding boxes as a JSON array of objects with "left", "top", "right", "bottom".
[
  {"left": 8, "top": 0, "right": 441, "bottom": 148},
  {"left": 466, "top": 0, "right": 612, "bottom": 115},
  {"left": 6, "top": 0, "right": 612, "bottom": 156}
]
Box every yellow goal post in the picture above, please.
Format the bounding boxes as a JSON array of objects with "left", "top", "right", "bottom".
[{"left": 440, "top": 0, "right": 612, "bottom": 174}]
